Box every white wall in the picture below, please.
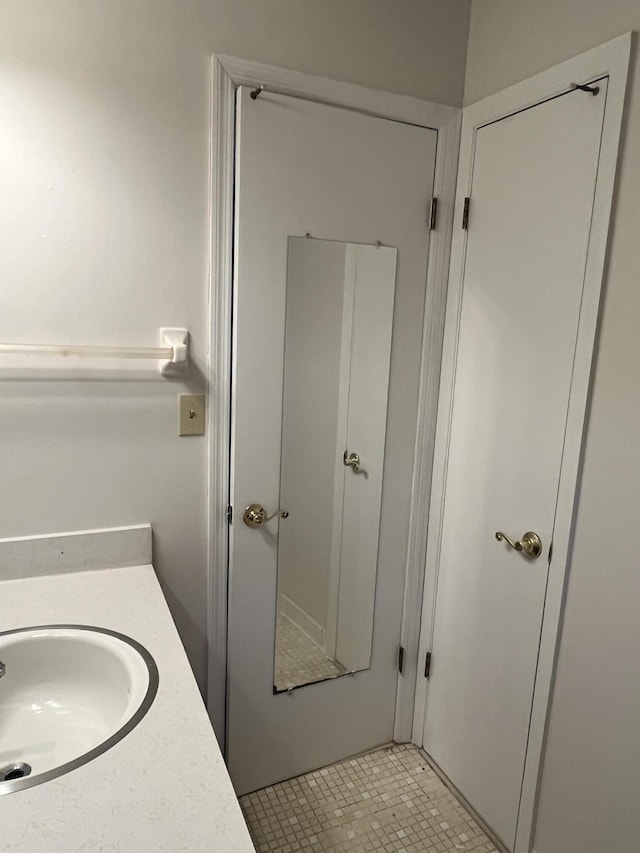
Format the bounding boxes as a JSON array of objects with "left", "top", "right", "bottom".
[
  {"left": 465, "top": 4, "right": 640, "bottom": 852},
  {"left": 0, "top": 0, "right": 470, "bottom": 693}
]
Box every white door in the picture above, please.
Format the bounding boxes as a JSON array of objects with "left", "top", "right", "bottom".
[
  {"left": 229, "top": 87, "right": 437, "bottom": 794},
  {"left": 423, "top": 84, "right": 607, "bottom": 849}
]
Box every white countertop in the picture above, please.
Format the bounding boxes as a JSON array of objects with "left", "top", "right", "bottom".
[{"left": 0, "top": 564, "right": 255, "bottom": 852}]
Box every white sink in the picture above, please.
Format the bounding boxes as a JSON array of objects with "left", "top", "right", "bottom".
[{"left": 0, "top": 625, "right": 158, "bottom": 794}]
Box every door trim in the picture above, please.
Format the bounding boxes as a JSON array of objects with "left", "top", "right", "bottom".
[
  {"left": 207, "top": 53, "right": 461, "bottom": 750},
  {"left": 413, "top": 33, "right": 630, "bottom": 853},
  {"left": 393, "top": 97, "right": 462, "bottom": 743}
]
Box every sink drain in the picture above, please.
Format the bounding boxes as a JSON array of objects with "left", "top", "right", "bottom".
[{"left": 1, "top": 763, "right": 32, "bottom": 782}]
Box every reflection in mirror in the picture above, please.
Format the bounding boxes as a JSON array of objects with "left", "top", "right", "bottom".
[{"left": 274, "top": 237, "right": 397, "bottom": 692}]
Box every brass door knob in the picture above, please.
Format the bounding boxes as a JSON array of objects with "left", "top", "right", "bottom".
[
  {"left": 343, "top": 450, "right": 360, "bottom": 472},
  {"left": 243, "top": 503, "right": 289, "bottom": 528},
  {"left": 495, "top": 530, "right": 542, "bottom": 559}
]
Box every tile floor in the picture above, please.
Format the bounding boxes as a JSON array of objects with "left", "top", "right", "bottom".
[
  {"left": 240, "top": 743, "right": 500, "bottom": 852},
  {"left": 274, "top": 615, "right": 345, "bottom": 691}
]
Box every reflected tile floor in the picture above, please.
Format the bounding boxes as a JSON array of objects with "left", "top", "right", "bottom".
[
  {"left": 274, "top": 615, "right": 345, "bottom": 691},
  {"left": 240, "top": 744, "right": 500, "bottom": 853}
]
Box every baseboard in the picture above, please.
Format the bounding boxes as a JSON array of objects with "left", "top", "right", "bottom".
[{"left": 278, "top": 593, "right": 325, "bottom": 651}]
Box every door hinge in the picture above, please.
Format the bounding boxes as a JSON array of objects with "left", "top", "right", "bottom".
[
  {"left": 398, "top": 645, "right": 405, "bottom": 674},
  {"left": 226, "top": 505, "right": 233, "bottom": 524},
  {"left": 462, "top": 197, "right": 470, "bottom": 230},
  {"left": 424, "top": 651, "right": 432, "bottom": 679},
  {"left": 429, "top": 197, "right": 438, "bottom": 231}
]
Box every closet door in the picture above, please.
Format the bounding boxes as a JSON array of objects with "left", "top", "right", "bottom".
[
  {"left": 423, "top": 83, "right": 608, "bottom": 849},
  {"left": 229, "top": 86, "right": 437, "bottom": 794}
]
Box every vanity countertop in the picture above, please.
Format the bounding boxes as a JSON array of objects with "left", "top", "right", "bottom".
[{"left": 0, "top": 564, "right": 255, "bottom": 852}]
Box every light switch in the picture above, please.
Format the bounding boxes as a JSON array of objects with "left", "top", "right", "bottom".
[{"left": 179, "top": 394, "right": 206, "bottom": 436}]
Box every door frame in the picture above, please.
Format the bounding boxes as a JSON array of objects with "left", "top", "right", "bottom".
[
  {"left": 207, "top": 53, "right": 461, "bottom": 750},
  {"left": 413, "top": 34, "right": 630, "bottom": 853}
]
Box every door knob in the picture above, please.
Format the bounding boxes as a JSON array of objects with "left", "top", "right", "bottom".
[
  {"left": 495, "top": 530, "right": 542, "bottom": 559},
  {"left": 343, "top": 450, "right": 360, "bottom": 472},
  {"left": 243, "top": 503, "right": 289, "bottom": 528}
]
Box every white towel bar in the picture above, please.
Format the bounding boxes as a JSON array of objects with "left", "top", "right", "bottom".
[
  {"left": 0, "top": 343, "right": 173, "bottom": 358},
  {"left": 0, "top": 327, "right": 189, "bottom": 376}
]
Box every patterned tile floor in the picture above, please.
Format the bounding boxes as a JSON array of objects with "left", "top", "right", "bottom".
[
  {"left": 274, "top": 616, "right": 345, "bottom": 691},
  {"left": 240, "top": 744, "right": 500, "bottom": 852}
]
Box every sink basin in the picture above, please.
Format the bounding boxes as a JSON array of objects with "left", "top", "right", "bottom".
[{"left": 0, "top": 625, "right": 158, "bottom": 794}]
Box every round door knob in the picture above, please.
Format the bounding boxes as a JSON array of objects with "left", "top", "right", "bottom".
[{"left": 520, "top": 531, "right": 542, "bottom": 558}]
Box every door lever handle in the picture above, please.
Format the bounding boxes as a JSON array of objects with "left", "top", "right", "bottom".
[
  {"left": 343, "top": 450, "right": 360, "bottom": 472},
  {"left": 495, "top": 530, "right": 542, "bottom": 559},
  {"left": 243, "top": 503, "right": 289, "bottom": 528}
]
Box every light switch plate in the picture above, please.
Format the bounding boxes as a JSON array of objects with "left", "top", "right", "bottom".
[{"left": 179, "top": 394, "right": 206, "bottom": 436}]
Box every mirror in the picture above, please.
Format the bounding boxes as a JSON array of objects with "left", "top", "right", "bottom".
[{"left": 274, "top": 237, "right": 397, "bottom": 692}]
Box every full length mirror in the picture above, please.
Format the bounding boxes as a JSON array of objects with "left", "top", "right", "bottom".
[{"left": 274, "top": 237, "right": 397, "bottom": 692}]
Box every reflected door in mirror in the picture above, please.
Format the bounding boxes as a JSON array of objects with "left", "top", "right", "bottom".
[{"left": 274, "top": 237, "right": 397, "bottom": 692}]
